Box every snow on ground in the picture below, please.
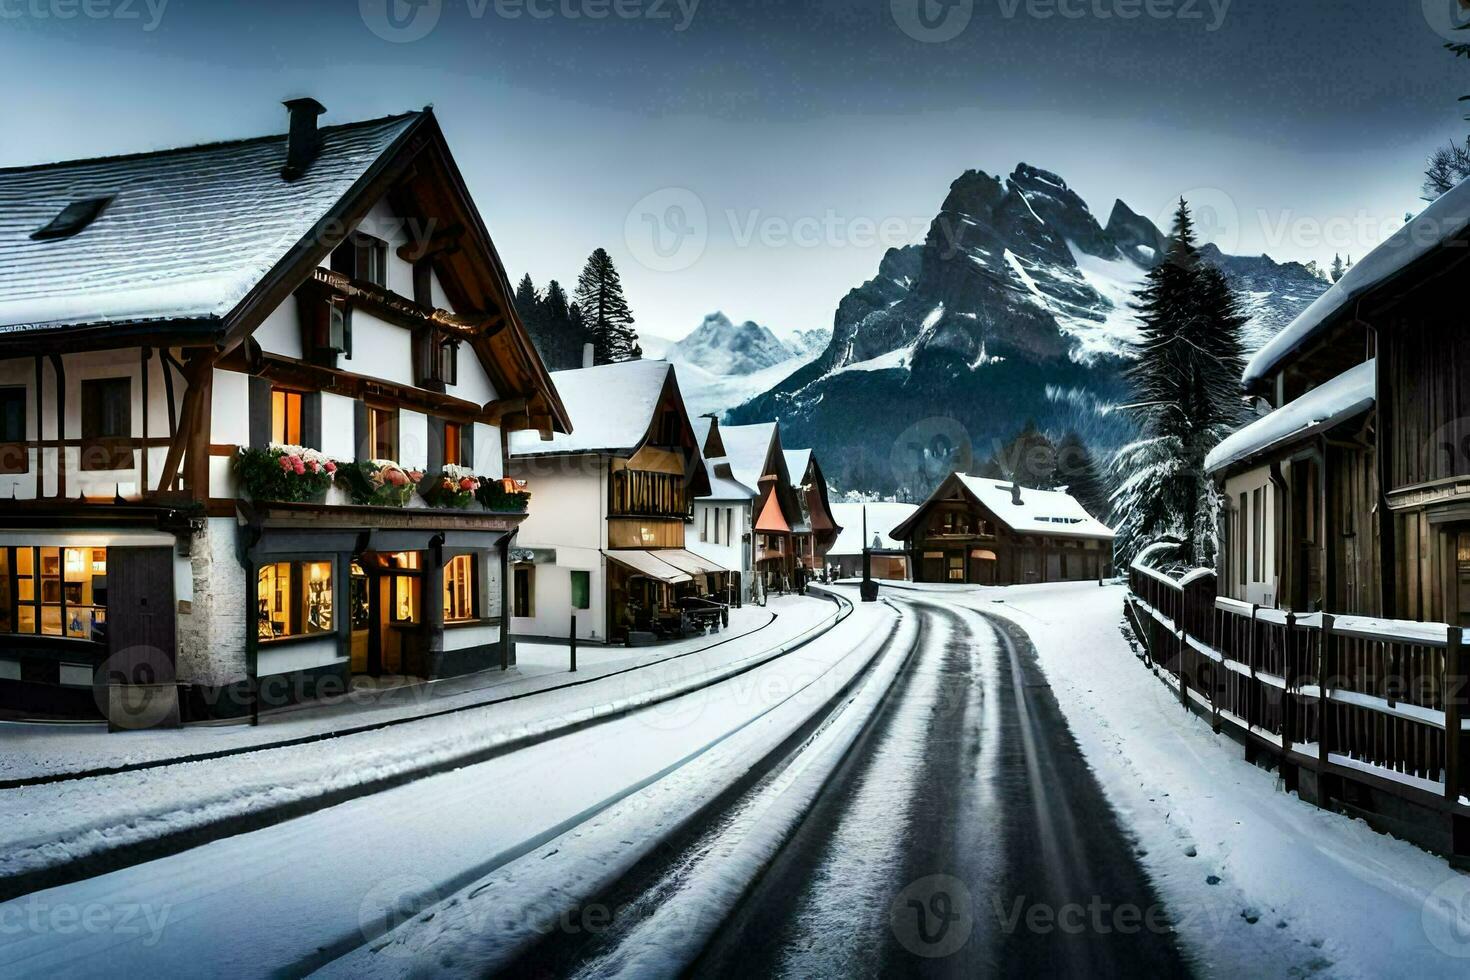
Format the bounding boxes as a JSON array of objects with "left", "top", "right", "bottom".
[
  {"left": 0, "top": 602, "right": 784, "bottom": 783},
  {"left": 894, "top": 580, "right": 1470, "bottom": 978},
  {"left": 0, "top": 597, "right": 837, "bottom": 884},
  {"left": 324, "top": 590, "right": 915, "bottom": 978},
  {"left": 0, "top": 594, "right": 900, "bottom": 980}
]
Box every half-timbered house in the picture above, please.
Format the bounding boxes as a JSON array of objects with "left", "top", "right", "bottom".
[
  {"left": 890, "top": 472, "right": 1114, "bottom": 584},
  {"left": 507, "top": 357, "right": 719, "bottom": 643},
  {"left": 0, "top": 102, "right": 569, "bottom": 726}
]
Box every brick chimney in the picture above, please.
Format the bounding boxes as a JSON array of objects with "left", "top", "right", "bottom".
[
  {"left": 583, "top": 342, "right": 595, "bottom": 369},
  {"left": 1011, "top": 481, "right": 1023, "bottom": 506},
  {"left": 281, "top": 98, "right": 326, "bottom": 181}
]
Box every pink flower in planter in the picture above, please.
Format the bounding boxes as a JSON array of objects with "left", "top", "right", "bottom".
[
  {"left": 308, "top": 460, "right": 320, "bottom": 474},
  {"left": 324, "top": 461, "right": 336, "bottom": 474},
  {"left": 408, "top": 471, "right": 424, "bottom": 482},
  {"left": 458, "top": 477, "right": 476, "bottom": 492},
  {"left": 292, "top": 461, "right": 306, "bottom": 476},
  {"left": 279, "top": 456, "right": 292, "bottom": 471}
]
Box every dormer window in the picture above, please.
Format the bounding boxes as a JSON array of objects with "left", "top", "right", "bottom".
[
  {"left": 331, "top": 232, "right": 388, "bottom": 288},
  {"left": 32, "top": 195, "right": 114, "bottom": 241}
]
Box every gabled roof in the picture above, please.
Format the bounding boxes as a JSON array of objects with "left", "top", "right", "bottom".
[
  {"left": 701, "top": 458, "right": 756, "bottom": 500},
  {"left": 0, "top": 113, "right": 420, "bottom": 336},
  {"left": 829, "top": 502, "right": 918, "bottom": 556},
  {"left": 717, "top": 421, "right": 781, "bottom": 492},
  {"left": 1244, "top": 175, "right": 1470, "bottom": 388},
  {"left": 891, "top": 472, "right": 1114, "bottom": 541},
  {"left": 1206, "top": 359, "right": 1375, "bottom": 475},
  {"left": 508, "top": 359, "right": 675, "bottom": 457}
]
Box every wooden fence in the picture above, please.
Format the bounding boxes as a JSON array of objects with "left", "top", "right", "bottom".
[{"left": 1127, "top": 562, "right": 1470, "bottom": 862}]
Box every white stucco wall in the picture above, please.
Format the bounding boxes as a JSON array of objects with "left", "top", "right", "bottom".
[{"left": 508, "top": 455, "right": 607, "bottom": 640}]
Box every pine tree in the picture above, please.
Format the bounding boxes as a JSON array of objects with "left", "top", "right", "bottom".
[
  {"left": 513, "top": 273, "right": 552, "bottom": 365},
  {"left": 574, "top": 248, "right": 641, "bottom": 364},
  {"left": 539, "top": 279, "right": 580, "bottom": 370},
  {"left": 1056, "top": 431, "right": 1110, "bottom": 521},
  {"left": 1111, "top": 199, "right": 1248, "bottom": 570},
  {"left": 1329, "top": 254, "right": 1346, "bottom": 282},
  {"left": 1423, "top": 22, "right": 1470, "bottom": 199}
]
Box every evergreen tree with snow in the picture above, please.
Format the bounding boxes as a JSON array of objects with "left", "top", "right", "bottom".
[
  {"left": 1056, "top": 431, "right": 1110, "bottom": 522},
  {"left": 574, "top": 248, "right": 641, "bottom": 364},
  {"left": 1111, "top": 199, "right": 1248, "bottom": 570},
  {"left": 1329, "top": 253, "right": 1346, "bottom": 283},
  {"left": 513, "top": 273, "right": 553, "bottom": 365}
]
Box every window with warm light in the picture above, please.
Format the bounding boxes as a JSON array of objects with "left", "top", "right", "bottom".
[
  {"left": 443, "top": 554, "right": 476, "bottom": 622},
  {"left": 257, "top": 560, "right": 333, "bottom": 640},
  {"left": 368, "top": 406, "right": 398, "bottom": 460},
  {"left": 271, "top": 388, "right": 303, "bottom": 445},
  {"left": 444, "top": 422, "right": 464, "bottom": 467},
  {"left": 0, "top": 546, "right": 107, "bottom": 639}
]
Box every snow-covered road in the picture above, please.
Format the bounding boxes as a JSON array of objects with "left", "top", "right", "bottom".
[{"left": 0, "top": 593, "right": 900, "bottom": 978}]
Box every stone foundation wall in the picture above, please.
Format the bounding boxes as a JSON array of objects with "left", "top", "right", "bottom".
[{"left": 175, "top": 516, "right": 247, "bottom": 687}]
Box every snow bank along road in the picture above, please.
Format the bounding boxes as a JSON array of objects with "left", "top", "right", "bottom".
[
  {"left": 0, "top": 592, "right": 842, "bottom": 901},
  {"left": 0, "top": 590, "right": 905, "bottom": 978},
  {"left": 0, "top": 596, "right": 799, "bottom": 786}
]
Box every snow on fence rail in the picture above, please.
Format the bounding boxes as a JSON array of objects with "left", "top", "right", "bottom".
[{"left": 1125, "top": 561, "right": 1470, "bottom": 823}]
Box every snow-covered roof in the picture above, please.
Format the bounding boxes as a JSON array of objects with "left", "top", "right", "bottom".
[
  {"left": 783, "top": 448, "right": 812, "bottom": 484},
  {"left": 716, "top": 422, "right": 779, "bottom": 491},
  {"left": 700, "top": 457, "right": 755, "bottom": 500},
  {"left": 1244, "top": 177, "right": 1470, "bottom": 387},
  {"left": 953, "top": 474, "right": 1114, "bottom": 540},
  {"left": 509, "top": 359, "right": 672, "bottom": 457},
  {"left": 829, "top": 502, "right": 918, "bottom": 555},
  {"left": 0, "top": 113, "right": 420, "bottom": 335},
  {"left": 1206, "top": 359, "right": 1375, "bottom": 475}
]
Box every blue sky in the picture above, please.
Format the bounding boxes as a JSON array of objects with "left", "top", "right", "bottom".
[{"left": 2, "top": 0, "right": 1465, "bottom": 340}]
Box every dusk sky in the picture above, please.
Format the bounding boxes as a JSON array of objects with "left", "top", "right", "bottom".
[{"left": 3, "top": 0, "right": 1466, "bottom": 341}]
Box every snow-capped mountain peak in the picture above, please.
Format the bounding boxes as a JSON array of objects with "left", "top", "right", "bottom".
[{"left": 666, "top": 311, "right": 830, "bottom": 377}]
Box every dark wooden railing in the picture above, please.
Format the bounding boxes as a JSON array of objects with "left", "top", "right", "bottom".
[{"left": 1127, "top": 562, "right": 1469, "bottom": 854}]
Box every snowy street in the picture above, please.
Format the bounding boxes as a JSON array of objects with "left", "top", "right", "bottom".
[{"left": 5, "top": 584, "right": 1470, "bottom": 978}]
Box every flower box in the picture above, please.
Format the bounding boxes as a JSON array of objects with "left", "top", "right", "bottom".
[
  {"left": 235, "top": 445, "right": 336, "bottom": 503},
  {"left": 335, "top": 459, "right": 423, "bottom": 507},
  {"left": 421, "top": 464, "right": 480, "bottom": 509},
  {"left": 477, "top": 477, "right": 532, "bottom": 513}
]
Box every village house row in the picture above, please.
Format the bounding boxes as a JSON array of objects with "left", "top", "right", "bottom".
[{"left": 0, "top": 103, "right": 842, "bottom": 728}]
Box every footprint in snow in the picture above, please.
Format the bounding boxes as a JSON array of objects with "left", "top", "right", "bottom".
[{"left": 1183, "top": 844, "right": 1198, "bottom": 857}]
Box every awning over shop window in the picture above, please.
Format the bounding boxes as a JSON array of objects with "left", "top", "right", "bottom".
[
  {"left": 605, "top": 550, "right": 692, "bottom": 584},
  {"left": 656, "top": 549, "right": 730, "bottom": 577}
]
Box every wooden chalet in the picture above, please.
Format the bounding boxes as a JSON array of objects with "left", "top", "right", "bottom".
[
  {"left": 783, "top": 448, "right": 843, "bottom": 581},
  {"left": 715, "top": 422, "right": 803, "bottom": 594},
  {"left": 1124, "top": 177, "right": 1470, "bottom": 862},
  {"left": 890, "top": 472, "right": 1114, "bottom": 585},
  {"left": 507, "top": 357, "right": 721, "bottom": 644},
  {"left": 0, "top": 101, "right": 569, "bottom": 727}
]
